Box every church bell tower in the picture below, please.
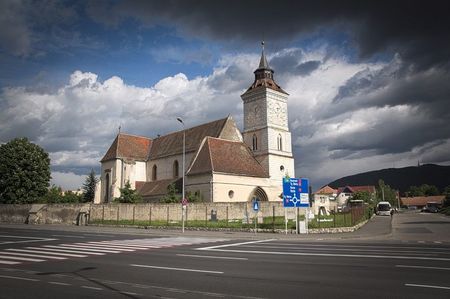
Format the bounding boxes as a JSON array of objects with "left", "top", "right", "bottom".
[{"left": 241, "top": 42, "right": 295, "bottom": 183}]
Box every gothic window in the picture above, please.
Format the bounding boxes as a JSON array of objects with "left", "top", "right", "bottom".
[
  {"left": 173, "top": 160, "right": 179, "bottom": 178},
  {"left": 277, "top": 134, "right": 283, "bottom": 151},
  {"left": 252, "top": 134, "right": 258, "bottom": 151},
  {"left": 152, "top": 165, "right": 157, "bottom": 181}
]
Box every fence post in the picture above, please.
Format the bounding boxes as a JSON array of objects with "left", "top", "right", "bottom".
[
  {"left": 148, "top": 204, "right": 152, "bottom": 226},
  {"left": 166, "top": 205, "right": 169, "bottom": 226},
  {"left": 226, "top": 206, "right": 229, "bottom": 227},
  {"left": 272, "top": 205, "right": 275, "bottom": 232},
  {"left": 132, "top": 205, "right": 135, "bottom": 225}
]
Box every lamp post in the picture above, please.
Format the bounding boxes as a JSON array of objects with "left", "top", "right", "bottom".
[{"left": 176, "top": 117, "right": 186, "bottom": 233}]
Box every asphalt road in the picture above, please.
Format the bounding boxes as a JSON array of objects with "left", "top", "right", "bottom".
[{"left": 0, "top": 212, "right": 449, "bottom": 299}]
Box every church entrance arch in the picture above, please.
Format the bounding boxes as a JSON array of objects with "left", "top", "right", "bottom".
[{"left": 249, "top": 186, "right": 268, "bottom": 202}]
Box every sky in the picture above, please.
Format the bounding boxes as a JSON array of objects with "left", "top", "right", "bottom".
[{"left": 1, "top": 0, "right": 449, "bottom": 191}]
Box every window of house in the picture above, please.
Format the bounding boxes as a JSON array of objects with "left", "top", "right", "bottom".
[
  {"left": 252, "top": 134, "right": 258, "bottom": 151},
  {"left": 152, "top": 165, "right": 157, "bottom": 181},
  {"left": 173, "top": 160, "right": 179, "bottom": 178},
  {"left": 277, "top": 134, "right": 283, "bottom": 151}
]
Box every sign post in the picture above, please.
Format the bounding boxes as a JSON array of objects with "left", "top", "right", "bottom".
[
  {"left": 252, "top": 198, "right": 259, "bottom": 234},
  {"left": 181, "top": 198, "right": 188, "bottom": 233},
  {"left": 282, "top": 177, "right": 310, "bottom": 234}
]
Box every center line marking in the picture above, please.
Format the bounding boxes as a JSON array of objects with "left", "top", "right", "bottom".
[
  {"left": 177, "top": 254, "right": 248, "bottom": 260},
  {"left": 130, "top": 264, "right": 223, "bottom": 274},
  {"left": 0, "top": 275, "right": 39, "bottom": 282},
  {"left": 405, "top": 283, "right": 450, "bottom": 290},
  {"left": 396, "top": 265, "right": 450, "bottom": 271},
  {"left": 81, "top": 286, "right": 103, "bottom": 291}
]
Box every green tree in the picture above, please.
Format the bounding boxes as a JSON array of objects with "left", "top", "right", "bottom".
[
  {"left": 41, "top": 185, "right": 63, "bottom": 203},
  {"left": 377, "top": 179, "right": 398, "bottom": 206},
  {"left": 82, "top": 169, "right": 99, "bottom": 203},
  {"left": 161, "top": 183, "right": 180, "bottom": 203},
  {"left": 406, "top": 184, "right": 440, "bottom": 197},
  {"left": 443, "top": 186, "right": 450, "bottom": 207},
  {"left": 115, "top": 181, "right": 142, "bottom": 203},
  {"left": 351, "top": 191, "right": 373, "bottom": 203},
  {"left": 0, "top": 138, "right": 51, "bottom": 203}
]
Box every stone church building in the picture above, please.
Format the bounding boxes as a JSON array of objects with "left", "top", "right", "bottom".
[{"left": 99, "top": 46, "right": 295, "bottom": 203}]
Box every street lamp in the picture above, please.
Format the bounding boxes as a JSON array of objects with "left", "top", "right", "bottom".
[{"left": 176, "top": 117, "right": 186, "bottom": 233}]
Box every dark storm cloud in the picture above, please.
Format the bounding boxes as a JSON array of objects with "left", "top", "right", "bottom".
[{"left": 90, "top": 0, "right": 450, "bottom": 68}]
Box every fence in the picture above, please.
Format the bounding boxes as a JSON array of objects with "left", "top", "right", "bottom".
[{"left": 310, "top": 206, "right": 370, "bottom": 229}]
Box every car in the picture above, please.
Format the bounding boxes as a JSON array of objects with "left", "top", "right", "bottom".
[
  {"left": 421, "top": 202, "right": 440, "bottom": 213},
  {"left": 376, "top": 201, "right": 392, "bottom": 216}
]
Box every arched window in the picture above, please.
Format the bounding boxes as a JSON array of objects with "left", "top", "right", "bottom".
[
  {"left": 277, "top": 134, "right": 283, "bottom": 151},
  {"left": 173, "top": 160, "right": 179, "bottom": 178},
  {"left": 252, "top": 134, "right": 258, "bottom": 151},
  {"left": 152, "top": 165, "right": 157, "bottom": 181},
  {"left": 104, "top": 173, "right": 110, "bottom": 203}
]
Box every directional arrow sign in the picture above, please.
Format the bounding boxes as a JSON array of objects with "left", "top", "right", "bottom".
[{"left": 282, "top": 177, "right": 309, "bottom": 208}]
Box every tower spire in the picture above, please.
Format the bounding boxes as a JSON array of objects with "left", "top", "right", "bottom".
[{"left": 258, "top": 40, "right": 269, "bottom": 69}]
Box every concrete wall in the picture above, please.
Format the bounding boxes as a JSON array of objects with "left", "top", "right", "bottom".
[{"left": 0, "top": 202, "right": 303, "bottom": 225}]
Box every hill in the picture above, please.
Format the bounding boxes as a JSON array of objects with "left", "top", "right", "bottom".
[{"left": 327, "top": 164, "right": 450, "bottom": 194}]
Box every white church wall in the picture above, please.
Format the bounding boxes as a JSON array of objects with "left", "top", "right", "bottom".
[
  {"left": 147, "top": 152, "right": 195, "bottom": 181},
  {"left": 212, "top": 173, "right": 272, "bottom": 202}
]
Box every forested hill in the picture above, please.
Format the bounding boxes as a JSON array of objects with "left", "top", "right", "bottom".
[{"left": 327, "top": 164, "right": 450, "bottom": 194}]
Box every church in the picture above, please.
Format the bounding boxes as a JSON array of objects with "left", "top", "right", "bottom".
[{"left": 99, "top": 44, "right": 295, "bottom": 203}]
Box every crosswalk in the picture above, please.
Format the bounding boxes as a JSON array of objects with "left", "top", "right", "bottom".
[{"left": 0, "top": 237, "right": 224, "bottom": 265}]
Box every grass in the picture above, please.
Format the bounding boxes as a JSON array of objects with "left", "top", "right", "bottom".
[{"left": 89, "top": 212, "right": 370, "bottom": 230}]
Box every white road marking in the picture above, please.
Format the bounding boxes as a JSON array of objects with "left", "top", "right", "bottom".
[
  {"left": 83, "top": 242, "right": 146, "bottom": 250},
  {"left": 130, "top": 264, "right": 224, "bottom": 274},
  {"left": 69, "top": 243, "right": 136, "bottom": 252},
  {"left": 9, "top": 248, "right": 87, "bottom": 258},
  {"left": 0, "top": 252, "right": 66, "bottom": 260},
  {"left": 0, "top": 255, "right": 44, "bottom": 262},
  {"left": 261, "top": 242, "right": 448, "bottom": 251},
  {"left": 405, "top": 283, "right": 450, "bottom": 290},
  {"left": 0, "top": 275, "right": 39, "bottom": 281},
  {"left": 51, "top": 235, "right": 85, "bottom": 239},
  {"left": 57, "top": 244, "right": 123, "bottom": 253},
  {"left": 0, "top": 260, "right": 20, "bottom": 265},
  {"left": 177, "top": 254, "right": 248, "bottom": 260},
  {"left": 198, "top": 239, "right": 276, "bottom": 251},
  {"left": 49, "top": 281, "right": 71, "bottom": 286},
  {"left": 81, "top": 286, "right": 103, "bottom": 291},
  {"left": 396, "top": 265, "right": 450, "bottom": 271},
  {"left": 40, "top": 246, "right": 105, "bottom": 255},
  {"left": 0, "top": 235, "right": 56, "bottom": 245},
  {"left": 198, "top": 246, "right": 450, "bottom": 262}
]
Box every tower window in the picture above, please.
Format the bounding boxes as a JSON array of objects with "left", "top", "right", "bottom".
[
  {"left": 152, "top": 165, "right": 157, "bottom": 181},
  {"left": 252, "top": 134, "right": 258, "bottom": 151},
  {"left": 277, "top": 134, "right": 283, "bottom": 151},
  {"left": 173, "top": 160, "right": 179, "bottom": 178}
]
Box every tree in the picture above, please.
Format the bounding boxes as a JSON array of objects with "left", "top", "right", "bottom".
[
  {"left": 351, "top": 191, "right": 373, "bottom": 203},
  {"left": 82, "top": 169, "right": 99, "bottom": 203},
  {"left": 376, "top": 179, "right": 397, "bottom": 206},
  {"left": 443, "top": 186, "right": 450, "bottom": 208},
  {"left": 161, "top": 183, "right": 180, "bottom": 203},
  {"left": 0, "top": 138, "right": 51, "bottom": 204},
  {"left": 115, "top": 181, "right": 142, "bottom": 203},
  {"left": 406, "top": 184, "right": 440, "bottom": 197}
]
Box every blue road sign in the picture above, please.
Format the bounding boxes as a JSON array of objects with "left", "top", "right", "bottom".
[
  {"left": 282, "top": 177, "right": 309, "bottom": 208},
  {"left": 252, "top": 199, "right": 260, "bottom": 211}
]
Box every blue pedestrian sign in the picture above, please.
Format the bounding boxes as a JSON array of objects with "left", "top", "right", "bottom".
[
  {"left": 282, "top": 177, "right": 309, "bottom": 208},
  {"left": 252, "top": 199, "right": 260, "bottom": 211}
]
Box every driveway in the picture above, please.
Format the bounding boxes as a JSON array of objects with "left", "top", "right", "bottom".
[{"left": 392, "top": 210, "right": 450, "bottom": 242}]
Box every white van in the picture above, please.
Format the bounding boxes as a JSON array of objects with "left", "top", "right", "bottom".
[{"left": 376, "top": 201, "right": 392, "bottom": 216}]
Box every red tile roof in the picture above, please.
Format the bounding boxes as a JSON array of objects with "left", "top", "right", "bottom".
[
  {"left": 337, "top": 185, "right": 376, "bottom": 194},
  {"left": 101, "top": 133, "right": 152, "bottom": 162},
  {"left": 400, "top": 195, "right": 445, "bottom": 207},
  {"left": 315, "top": 185, "right": 338, "bottom": 194},
  {"left": 148, "top": 117, "right": 229, "bottom": 160},
  {"left": 188, "top": 137, "right": 268, "bottom": 178}
]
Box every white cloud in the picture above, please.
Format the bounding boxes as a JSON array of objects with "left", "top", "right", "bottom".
[
  {"left": 2, "top": 47, "right": 449, "bottom": 190},
  {"left": 51, "top": 171, "right": 85, "bottom": 191}
]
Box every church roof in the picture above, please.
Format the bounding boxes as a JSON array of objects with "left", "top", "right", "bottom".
[
  {"left": 136, "top": 178, "right": 182, "bottom": 198},
  {"left": 315, "top": 185, "right": 338, "bottom": 195},
  {"left": 101, "top": 133, "right": 152, "bottom": 162},
  {"left": 148, "top": 117, "right": 230, "bottom": 160},
  {"left": 187, "top": 137, "right": 268, "bottom": 178},
  {"left": 243, "top": 42, "right": 288, "bottom": 95}
]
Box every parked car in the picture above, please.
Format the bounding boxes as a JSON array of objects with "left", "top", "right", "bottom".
[{"left": 421, "top": 202, "right": 440, "bottom": 213}]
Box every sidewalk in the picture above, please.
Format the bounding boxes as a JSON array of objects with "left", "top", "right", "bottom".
[{"left": 0, "top": 214, "right": 393, "bottom": 241}]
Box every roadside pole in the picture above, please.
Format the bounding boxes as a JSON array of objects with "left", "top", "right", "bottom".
[
  {"left": 285, "top": 209, "right": 288, "bottom": 234},
  {"left": 295, "top": 207, "right": 299, "bottom": 234}
]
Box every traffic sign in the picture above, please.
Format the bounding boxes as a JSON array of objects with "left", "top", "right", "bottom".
[
  {"left": 282, "top": 177, "right": 309, "bottom": 208},
  {"left": 181, "top": 198, "right": 188, "bottom": 206},
  {"left": 252, "top": 199, "right": 260, "bottom": 211}
]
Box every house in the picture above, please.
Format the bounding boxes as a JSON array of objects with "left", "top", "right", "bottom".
[
  {"left": 400, "top": 195, "right": 445, "bottom": 209},
  {"left": 98, "top": 43, "right": 295, "bottom": 203},
  {"left": 334, "top": 185, "right": 376, "bottom": 211},
  {"left": 312, "top": 185, "right": 338, "bottom": 215}
]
